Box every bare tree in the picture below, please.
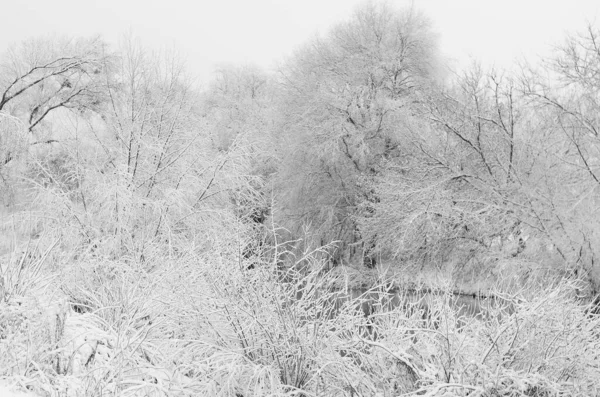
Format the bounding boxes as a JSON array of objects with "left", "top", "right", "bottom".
[
  {"left": 0, "top": 36, "right": 108, "bottom": 135},
  {"left": 0, "top": 36, "right": 109, "bottom": 206},
  {"left": 520, "top": 25, "right": 600, "bottom": 287}
]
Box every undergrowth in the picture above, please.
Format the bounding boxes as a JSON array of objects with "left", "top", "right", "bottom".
[{"left": 0, "top": 221, "right": 599, "bottom": 396}]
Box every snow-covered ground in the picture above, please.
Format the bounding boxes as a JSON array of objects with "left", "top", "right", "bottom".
[{"left": 0, "top": 381, "right": 38, "bottom": 397}]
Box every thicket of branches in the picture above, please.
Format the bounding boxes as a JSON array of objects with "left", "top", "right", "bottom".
[{"left": 1, "top": 2, "right": 600, "bottom": 396}]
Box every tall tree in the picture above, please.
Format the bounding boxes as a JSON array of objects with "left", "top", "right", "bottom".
[
  {"left": 274, "top": 1, "right": 440, "bottom": 267},
  {"left": 362, "top": 66, "right": 534, "bottom": 267},
  {"left": 521, "top": 25, "right": 600, "bottom": 287}
]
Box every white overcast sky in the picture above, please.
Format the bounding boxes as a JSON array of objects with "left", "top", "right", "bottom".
[{"left": 1, "top": 0, "right": 599, "bottom": 83}]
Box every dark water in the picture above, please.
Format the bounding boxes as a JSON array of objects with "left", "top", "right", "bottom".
[{"left": 325, "top": 287, "right": 515, "bottom": 323}]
